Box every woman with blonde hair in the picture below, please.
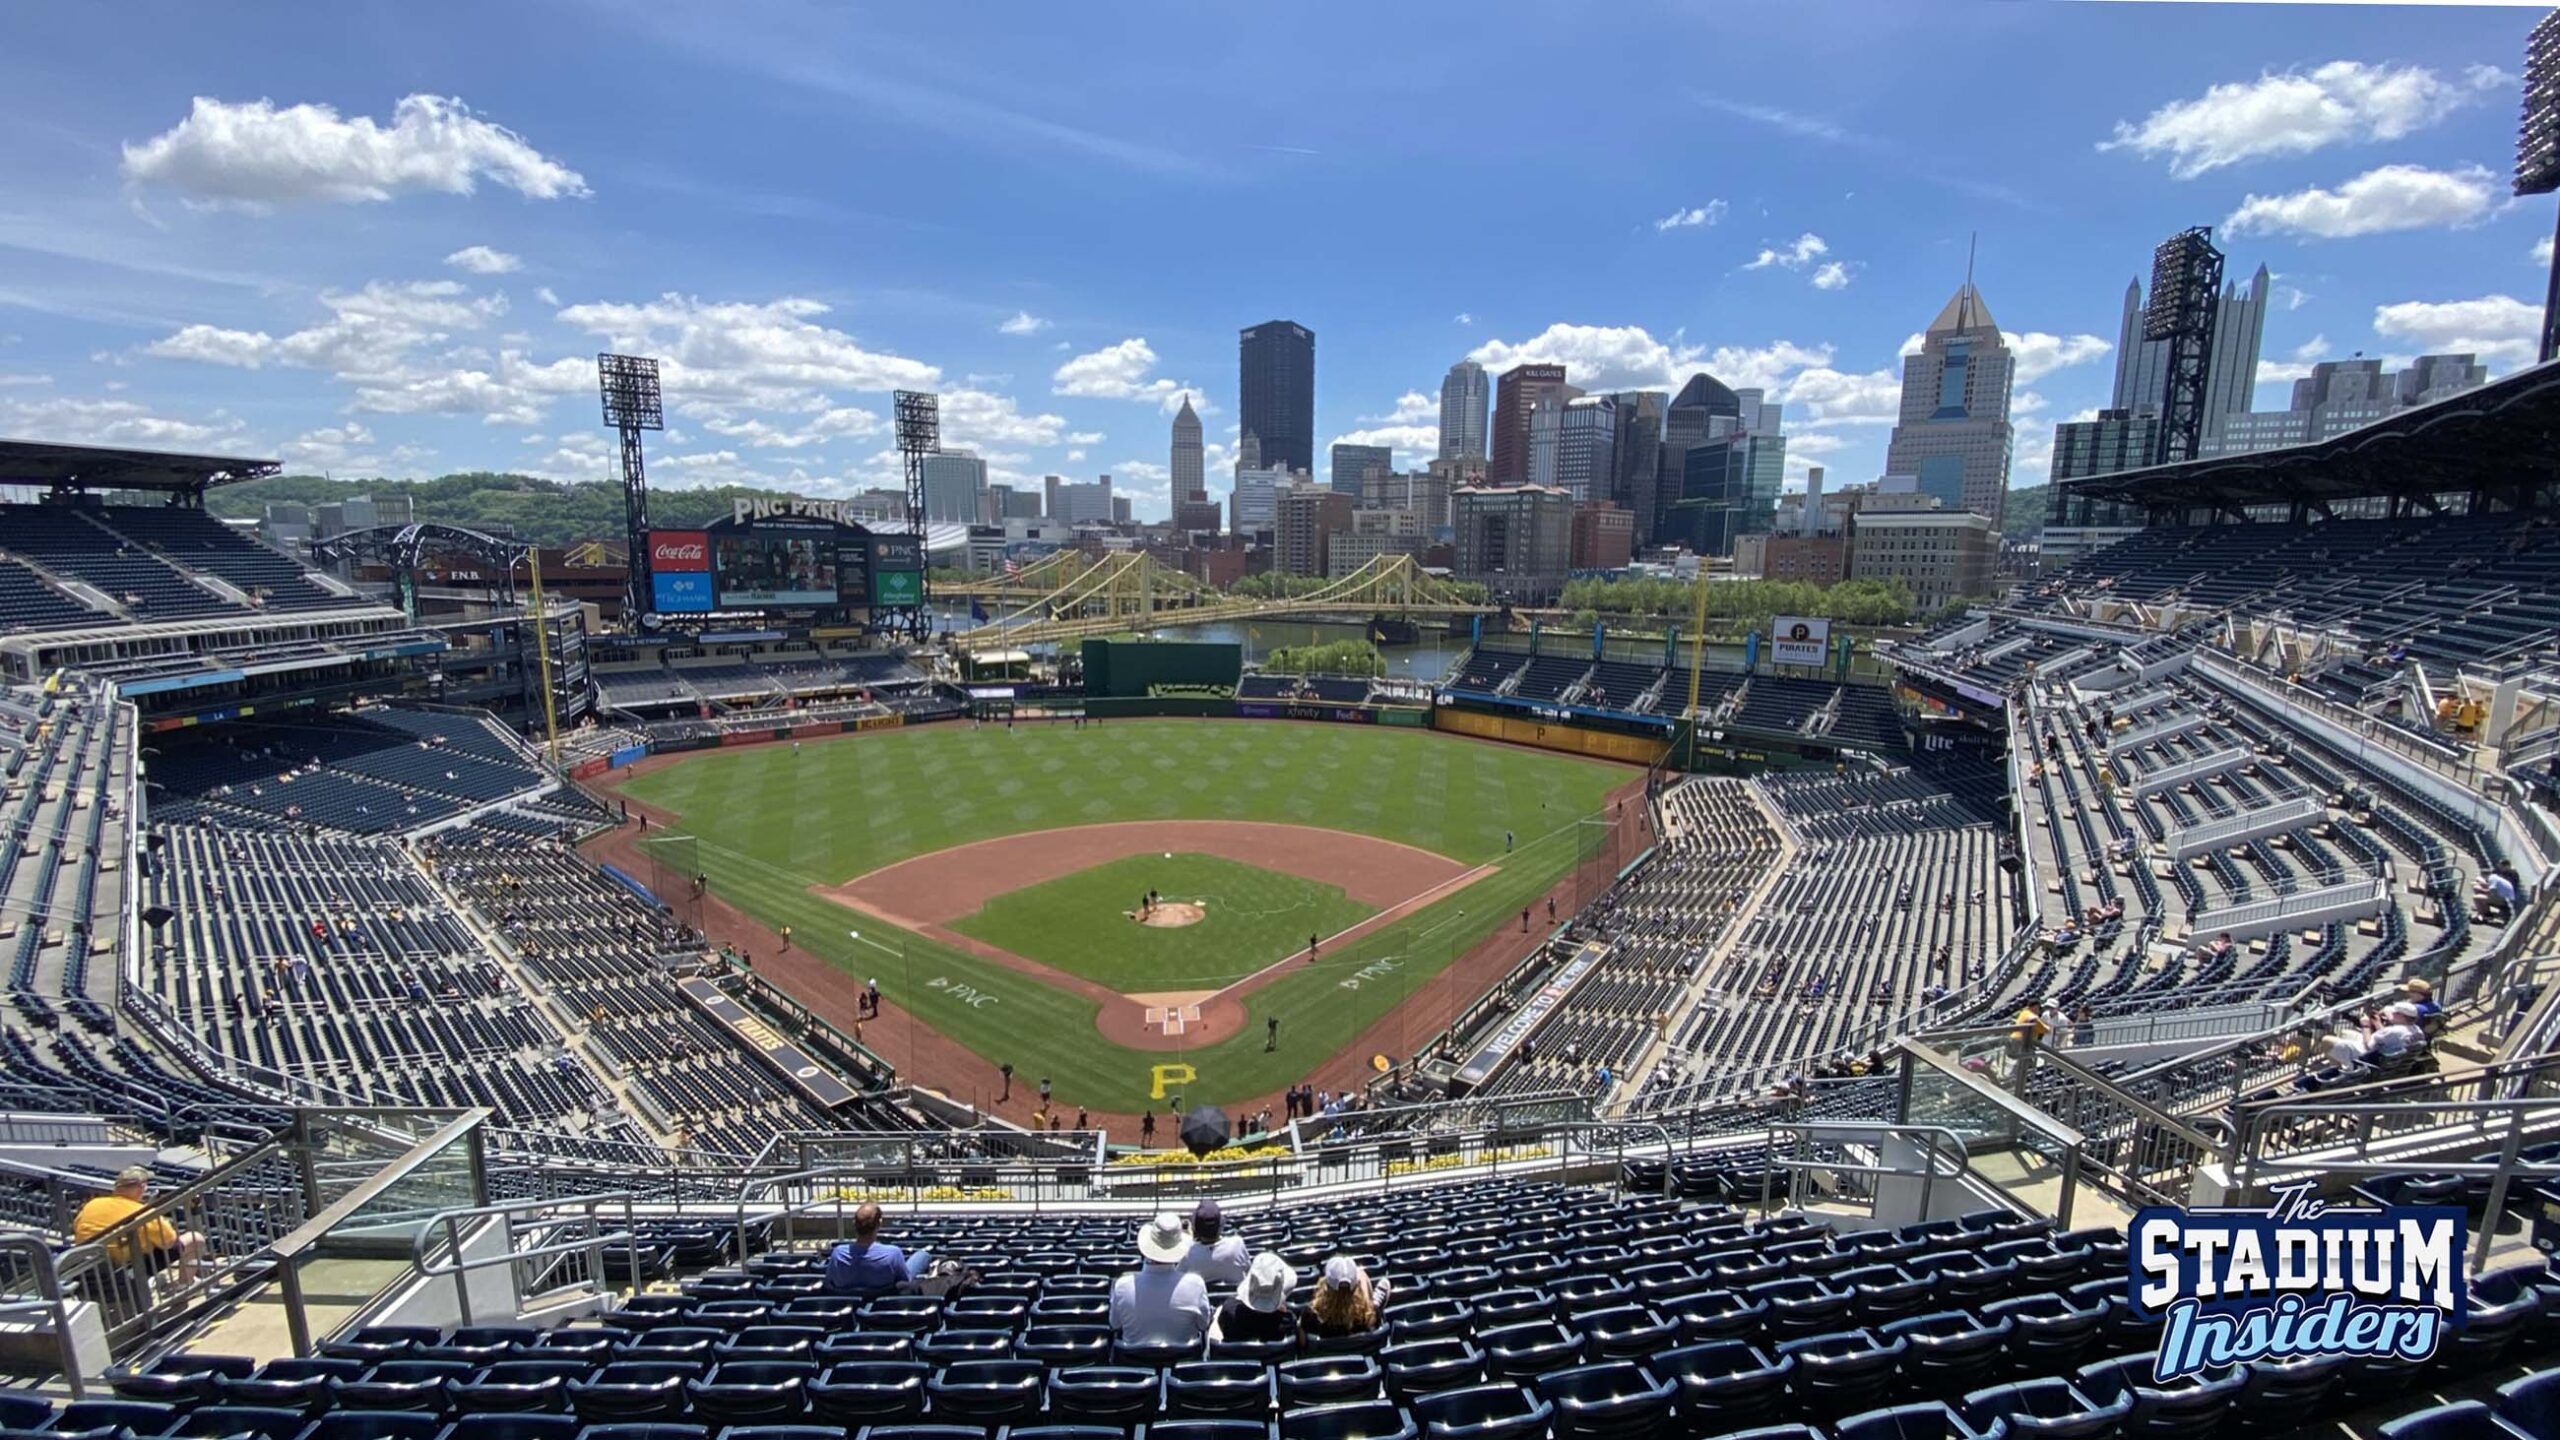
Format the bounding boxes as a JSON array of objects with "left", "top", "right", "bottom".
[{"left": 1303, "top": 1255, "right": 1388, "bottom": 1337}]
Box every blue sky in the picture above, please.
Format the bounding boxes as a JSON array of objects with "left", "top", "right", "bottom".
[{"left": 0, "top": 1, "right": 2548, "bottom": 519}]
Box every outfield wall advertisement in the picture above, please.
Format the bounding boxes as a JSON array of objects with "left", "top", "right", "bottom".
[{"left": 1770, "top": 615, "right": 1830, "bottom": 668}]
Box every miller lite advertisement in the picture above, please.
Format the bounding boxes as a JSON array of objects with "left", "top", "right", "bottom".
[{"left": 648, "top": 530, "right": 713, "bottom": 613}]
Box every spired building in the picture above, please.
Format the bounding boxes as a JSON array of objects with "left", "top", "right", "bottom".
[
  {"left": 1169, "top": 395, "right": 1221, "bottom": 533},
  {"left": 2113, "top": 263, "right": 2268, "bottom": 450},
  {"left": 1239, "top": 321, "right": 1315, "bottom": 475},
  {"left": 1440, "top": 359, "right": 1490, "bottom": 463},
  {"left": 1883, "top": 282, "right": 2016, "bottom": 526}
]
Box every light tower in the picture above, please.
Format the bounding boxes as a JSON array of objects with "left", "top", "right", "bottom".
[
  {"left": 893, "top": 390, "right": 940, "bottom": 640},
  {"left": 597, "top": 353, "right": 664, "bottom": 624},
  {"left": 2142, "top": 228, "right": 2224, "bottom": 468},
  {"left": 2516, "top": 7, "right": 2560, "bottom": 362}
]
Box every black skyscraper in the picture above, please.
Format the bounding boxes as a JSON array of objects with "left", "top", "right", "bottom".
[{"left": 1238, "top": 320, "right": 1315, "bottom": 475}]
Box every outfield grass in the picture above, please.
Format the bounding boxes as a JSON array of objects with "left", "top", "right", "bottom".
[
  {"left": 949, "top": 853, "right": 1373, "bottom": 993},
  {"left": 618, "top": 719, "right": 1631, "bottom": 1111}
]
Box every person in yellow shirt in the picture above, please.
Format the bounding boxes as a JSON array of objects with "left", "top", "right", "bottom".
[{"left": 73, "top": 1168, "right": 200, "bottom": 1285}]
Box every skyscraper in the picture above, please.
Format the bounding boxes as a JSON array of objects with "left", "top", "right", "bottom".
[
  {"left": 1527, "top": 394, "right": 1618, "bottom": 503},
  {"left": 1607, "top": 391, "right": 1667, "bottom": 545},
  {"left": 1653, "top": 373, "right": 1743, "bottom": 547},
  {"left": 1171, "top": 394, "right": 1203, "bottom": 499},
  {"left": 1439, "top": 360, "right": 1490, "bottom": 462},
  {"left": 1489, "top": 363, "right": 1571, "bottom": 485},
  {"left": 2113, "top": 262, "right": 2269, "bottom": 446},
  {"left": 1330, "top": 442, "right": 1393, "bottom": 495},
  {"left": 1239, "top": 321, "right": 1315, "bottom": 475},
  {"left": 1883, "top": 282, "right": 2016, "bottom": 525},
  {"left": 920, "top": 450, "right": 988, "bottom": 525},
  {"left": 1169, "top": 394, "right": 1220, "bottom": 533}
]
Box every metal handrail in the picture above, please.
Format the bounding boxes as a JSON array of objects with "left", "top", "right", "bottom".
[
  {"left": 0, "top": 1228, "right": 88, "bottom": 1396},
  {"left": 409, "top": 1191, "right": 640, "bottom": 1328}
]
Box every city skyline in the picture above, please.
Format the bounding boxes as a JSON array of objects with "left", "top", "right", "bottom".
[{"left": 0, "top": 2, "right": 2546, "bottom": 522}]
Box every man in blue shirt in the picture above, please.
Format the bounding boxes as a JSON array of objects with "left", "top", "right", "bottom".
[{"left": 824, "top": 1202, "right": 933, "bottom": 1296}]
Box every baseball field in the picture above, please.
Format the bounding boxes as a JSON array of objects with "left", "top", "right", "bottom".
[{"left": 608, "top": 718, "right": 1636, "bottom": 1115}]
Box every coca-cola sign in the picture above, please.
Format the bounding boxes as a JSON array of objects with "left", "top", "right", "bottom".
[{"left": 651, "top": 530, "right": 711, "bottom": 571}]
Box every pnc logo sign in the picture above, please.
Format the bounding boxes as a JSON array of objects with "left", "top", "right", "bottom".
[{"left": 652, "top": 531, "right": 711, "bottom": 571}]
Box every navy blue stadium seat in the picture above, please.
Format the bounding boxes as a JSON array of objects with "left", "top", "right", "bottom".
[
  {"left": 2379, "top": 1401, "right": 2532, "bottom": 1440},
  {"left": 1045, "top": 1366, "right": 1158, "bottom": 1428},
  {"left": 1277, "top": 1399, "right": 1416, "bottom": 1440},
  {"left": 1960, "top": 1378, "right": 2133, "bottom": 1440},
  {"left": 1165, "top": 1363, "right": 1275, "bottom": 1419},
  {"left": 293, "top": 1411, "right": 443, "bottom": 1440},
  {"left": 1833, "top": 1401, "right": 1987, "bottom": 1440},
  {"left": 1532, "top": 1361, "right": 1674, "bottom": 1440},
  {"left": 1409, "top": 1383, "right": 1553, "bottom": 1440},
  {"left": 1653, "top": 1340, "right": 1793, "bottom": 1433}
]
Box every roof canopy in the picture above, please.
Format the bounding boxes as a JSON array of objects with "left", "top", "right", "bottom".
[
  {"left": 2053, "top": 360, "right": 2560, "bottom": 515},
  {"left": 0, "top": 437, "right": 280, "bottom": 494}
]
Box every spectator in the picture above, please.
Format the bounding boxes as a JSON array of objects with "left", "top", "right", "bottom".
[
  {"left": 74, "top": 1167, "right": 201, "bottom": 1286},
  {"left": 1110, "top": 1213, "right": 1213, "bottom": 1348},
  {"left": 1210, "top": 1251, "right": 1301, "bottom": 1345},
  {"left": 1302, "top": 1256, "right": 1387, "bottom": 1339},
  {"left": 2399, "top": 978, "right": 2443, "bottom": 1023},
  {"left": 2368, "top": 1004, "right": 2427, "bottom": 1062},
  {"left": 1181, "top": 1200, "right": 1251, "bottom": 1286},
  {"left": 824, "top": 1202, "right": 935, "bottom": 1297}
]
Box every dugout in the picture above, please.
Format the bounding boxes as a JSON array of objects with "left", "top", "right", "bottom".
[{"left": 1080, "top": 637, "right": 1241, "bottom": 698}]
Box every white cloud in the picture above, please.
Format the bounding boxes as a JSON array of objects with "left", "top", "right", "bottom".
[
  {"left": 2012, "top": 390, "right": 2049, "bottom": 418},
  {"left": 1654, "top": 200, "right": 1728, "bottom": 231},
  {"left": 0, "top": 394, "right": 244, "bottom": 448},
  {"left": 2275, "top": 283, "right": 2312, "bottom": 311},
  {"left": 555, "top": 292, "right": 939, "bottom": 409},
  {"left": 940, "top": 386, "right": 1071, "bottom": 449},
  {"left": 0, "top": 373, "right": 51, "bottom": 388},
  {"left": 444, "top": 245, "right": 520, "bottom": 274},
  {"left": 535, "top": 285, "right": 560, "bottom": 307},
  {"left": 2255, "top": 334, "right": 2331, "bottom": 386},
  {"left": 1810, "top": 261, "right": 1854, "bottom": 291},
  {"left": 1113, "top": 460, "right": 1170, "bottom": 482},
  {"left": 697, "top": 406, "right": 883, "bottom": 449},
  {"left": 281, "top": 422, "right": 382, "bottom": 470},
  {"left": 1778, "top": 362, "right": 1902, "bottom": 426},
  {"left": 998, "top": 309, "right": 1050, "bottom": 336},
  {"left": 146, "top": 279, "right": 509, "bottom": 375},
  {"left": 2101, "top": 61, "right": 2508, "bottom": 179},
  {"left": 1318, "top": 394, "right": 1442, "bottom": 473},
  {"left": 1051, "top": 337, "right": 1198, "bottom": 412},
  {"left": 2371, "top": 294, "right": 2540, "bottom": 368},
  {"left": 1745, "top": 233, "right": 1829, "bottom": 270},
  {"left": 2004, "top": 331, "right": 2113, "bottom": 384},
  {"left": 122, "top": 94, "right": 588, "bottom": 210},
  {"left": 2537, "top": 235, "right": 2555, "bottom": 269},
  {"left": 2224, "top": 164, "right": 2498, "bottom": 239},
  {"left": 1468, "top": 323, "right": 1704, "bottom": 392},
  {"left": 1453, "top": 312, "right": 1474, "bottom": 326}
]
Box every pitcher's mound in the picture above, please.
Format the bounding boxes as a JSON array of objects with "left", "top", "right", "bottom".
[{"left": 1133, "top": 901, "right": 1206, "bottom": 929}]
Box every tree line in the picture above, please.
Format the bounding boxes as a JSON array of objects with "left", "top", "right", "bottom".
[{"left": 1556, "top": 575, "right": 1922, "bottom": 628}]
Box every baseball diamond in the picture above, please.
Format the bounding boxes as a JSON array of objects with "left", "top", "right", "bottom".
[{"left": 595, "top": 717, "right": 1640, "bottom": 1117}]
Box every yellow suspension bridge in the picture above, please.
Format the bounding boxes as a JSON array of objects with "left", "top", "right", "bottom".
[{"left": 946, "top": 552, "right": 1494, "bottom": 652}]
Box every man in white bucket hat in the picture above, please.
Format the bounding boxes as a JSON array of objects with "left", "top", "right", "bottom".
[{"left": 1109, "top": 1211, "right": 1212, "bottom": 1348}]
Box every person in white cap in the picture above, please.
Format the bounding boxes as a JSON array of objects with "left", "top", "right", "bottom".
[
  {"left": 1302, "top": 1255, "right": 1387, "bottom": 1338},
  {"left": 1181, "top": 1200, "right": 1251, "bottom": 1287},
  {"left": 1210, "top": 1251, "right": 1301, "bottom": 1344},
  {"left": 1109, "top": 1212, "right": 1212, "bottom": 1348},
  {"left": 2367, "top": 1003, "right": 2426, "bottom": 1062}
]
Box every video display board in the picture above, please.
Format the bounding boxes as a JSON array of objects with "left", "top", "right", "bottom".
[{"left": 714, "top": 521, "right": 841, "bottom": 608}]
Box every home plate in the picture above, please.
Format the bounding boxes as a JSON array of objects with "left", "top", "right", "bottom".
[{"left": 1130, "top": 990, "right": 1214, "bottom": 1037}]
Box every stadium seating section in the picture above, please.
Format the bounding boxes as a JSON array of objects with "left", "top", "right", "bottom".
[
  {"left": 0, "top": 503, "right": 370, "bottom": 631},
  {"left": 50, "top": 1177, "right": 2560, "bottom": 1440}
]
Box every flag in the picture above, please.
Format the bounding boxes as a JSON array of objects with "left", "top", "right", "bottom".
[
  {"left": 970, "top": 597, "right": 989, "bottom": 624},
  {"left": 1003, "top": 556, "right": 1023, "bottom": 578}
]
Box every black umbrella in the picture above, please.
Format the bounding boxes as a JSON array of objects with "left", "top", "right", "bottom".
[{"left": 1179, "top": 1105, "right": 1232, "bottom": 1158}]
